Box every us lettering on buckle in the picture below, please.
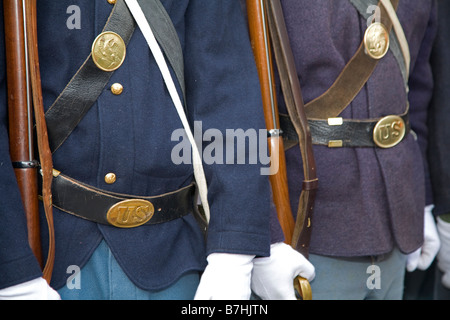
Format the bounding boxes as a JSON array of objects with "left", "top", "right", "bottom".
[
  {"left": 106, "top": 199, "right": 154, "bottom": 228},
  {"left": 373, "top": 115, "right": 406, "bottom": 148}
]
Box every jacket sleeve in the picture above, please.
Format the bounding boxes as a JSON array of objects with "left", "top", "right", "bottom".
[
  {"left": 407, "top": 0, "right": 438, "bottom": 207},
  {"left": 184, "top": 0, "right": 272, "bottom": 257},
  {"left": 428, "top": 0, "right": 450, "bottom": 216}
]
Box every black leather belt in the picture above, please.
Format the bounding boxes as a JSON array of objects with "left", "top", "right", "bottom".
[
  {"left": 279, "top": 109, "right": 410, "bottom": 149},
  {"left": 50, "top": 170, "right": 197, "bottom": 228}
]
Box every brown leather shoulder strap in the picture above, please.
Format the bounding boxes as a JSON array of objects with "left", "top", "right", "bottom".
[
  {"left": 304, "top": 0, "right": 399, "bottom": 120},
  {"left": 266, "top": 0, "right": 318, "bottom": 257}
]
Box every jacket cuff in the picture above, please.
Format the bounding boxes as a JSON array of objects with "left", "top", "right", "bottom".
[
  {"left": 0, "top": 254, "right": 43, "bottom": 290},
  {"left": 206, "top": 230, "right": 270, "bottom": 258}
]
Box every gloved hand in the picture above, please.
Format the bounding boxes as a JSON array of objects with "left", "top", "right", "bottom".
[
  {"left": 406, "top": 205, "right": 440, "bottom": 272},
  {"left": 251, "top": 242, "right": 315, "bottom": 300},
  {"left": 0, "top": 277, "right": 60, "bottom": 300},
  {"left": 194, "top": 253, "right": 255, "bottom": 300},
  {"left": 436, "top": 216, "right": 450, "bottom": 289}
]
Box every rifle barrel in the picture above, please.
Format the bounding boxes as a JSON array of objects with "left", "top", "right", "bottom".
[{"left": 4, "top": 0, "right": 43, "bottom": 267}]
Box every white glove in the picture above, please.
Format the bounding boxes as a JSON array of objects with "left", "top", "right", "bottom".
[
  {"left": 437, "top": 216, "right": 450, "bottom": 289},
  {"left": 0, "top": 277, "right": 60, "bottom": 300},
  {"left": 251, "top": 242, "right": 315, "bottom": 300},
  {"left": 406, "top": 205, "right": 441, "bottom": 272},
  {"left": 194, "top": 253, "right": 255, "bottom": 300}
]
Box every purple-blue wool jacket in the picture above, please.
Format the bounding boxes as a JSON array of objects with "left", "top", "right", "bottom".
[{"left": 276, "top": 0, "right": 437, "bottom": 257}]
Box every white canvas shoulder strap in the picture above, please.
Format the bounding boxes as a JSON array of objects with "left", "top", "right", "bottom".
[{"left": 124, "top": 0, "right": 210, "bottom": 223}]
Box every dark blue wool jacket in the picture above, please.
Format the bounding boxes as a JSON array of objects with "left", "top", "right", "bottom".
[{"left": 0, "top": 0, "right": 272, "bottom": 290}]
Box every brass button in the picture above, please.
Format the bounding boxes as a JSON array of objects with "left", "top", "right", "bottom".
[
  {"left": 91, "top": 31, "right": 126, "bottom": 72},
  {"left": 111, "top": 83, "right": 123, "bottom": 95},
  {"left": 105, "top": 173, "right": 117, "bottom": 184},
  {"left": 107, "top": 0, "right": 116, "bottom": 4},
  {"left": 364, "top": 22, "right": 389, "bottom": 60}
]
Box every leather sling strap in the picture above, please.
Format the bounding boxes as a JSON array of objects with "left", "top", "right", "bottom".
[
  {"left": 45, "top": 0, "right": 185, "bottom": 153},
  {"left": 25, "top": 0, "right": 55, "bottom": 283},
  {"left": 304, "top": 0, "right": 399, "bottom": 120},
  {"left": 266, "top": 0, "right": 318, "bottom": 257},
  {"left": 138, "top": 0, "right": 186, "bottom": 104}
]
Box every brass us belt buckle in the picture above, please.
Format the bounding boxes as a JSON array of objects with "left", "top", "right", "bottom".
[
  {"left": 107, "top": 199, "right": 155, "bottom": 228},
  {"left": 92, "top": 31, "right": 126, "bottom": 72},
  {"left": 373, "top": 115, "right": 406, "bottom": 148},
  {"left": 364, "top": 22, "right": 390, "bottom": 60}
]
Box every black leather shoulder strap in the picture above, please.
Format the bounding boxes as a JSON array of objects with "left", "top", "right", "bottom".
[
  {"left": 137, "top": 0, "right": 186, "bottom": 103},
  {"left": 45, "top": 0, "right": 185, "bottom": 153}
]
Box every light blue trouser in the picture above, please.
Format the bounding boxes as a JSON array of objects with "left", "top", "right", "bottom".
[
  {"left": 58, "top": 240, "right": 200, "bottom": 300},
  {"left": 308, "top": 248, "right": 407, "bottom": 300}
]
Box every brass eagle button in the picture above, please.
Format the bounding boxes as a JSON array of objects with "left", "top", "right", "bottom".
[
  {"left": 364, "top": 22, "right": 390, "bottom": 60},
  {"left": 107, "top": 199, "right": 155, "bottom": 228},
  {"left": 92, "top": 31, "right": 126, "bottom": 72},
  {"left": 373, "top": 115, "right": 406, "bottom": 148}
]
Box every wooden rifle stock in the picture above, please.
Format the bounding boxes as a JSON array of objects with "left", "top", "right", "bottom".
[
  {"left": 4, "top": 0, "right": 55, "bottom": 283},
  {"left": 246, "top": 0, "right": 316, "bottom": 300},
  {"left": 246, "top": 0, "right": 295, "bottom": 245},
  {"left": 4, "top": 0, "right": 41, "bottom": 266}
]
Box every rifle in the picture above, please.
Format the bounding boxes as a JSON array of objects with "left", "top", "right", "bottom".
[
  {"left": 246, "top": 0, "right": 294, "bottom": 245},
  {"left": 246, "top": 0, "right": 317, "bottom": 300},
  {"left": 4, "top": 0, "right": 55, "bottom": 283}
]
